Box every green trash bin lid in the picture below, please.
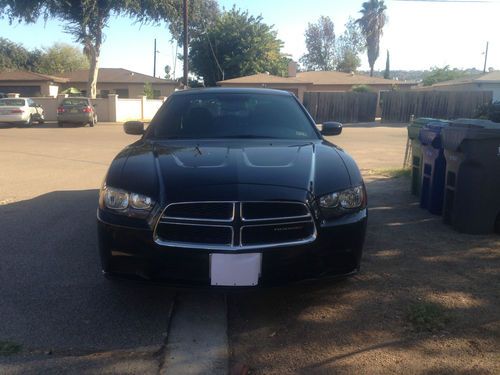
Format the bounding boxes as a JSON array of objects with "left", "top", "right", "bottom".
[{"left": 407, "top": 118, "right": 444, "bottom": 140}]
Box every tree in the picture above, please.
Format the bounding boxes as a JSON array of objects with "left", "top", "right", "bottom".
[
  {"left": 164, "top": 65, "right": 172, "bottom": 80},
  {"left": 422, "top": 65, "right": 467, "bottom": 86},
  {"left": 336, "top": 17, "right": 365, "bottom": 73},
  {"left": 165, "top": 0, "right": 220, "bottom": 47},
  {"left": 0, "top": 1, "right": 179, "bottom": 98},
  {"left": 300, "top": 16, "right": 336, "bottom": 71},
  {"left": 0, "top": 37, "right": 40, "bottom": 71},
  {"left": 142, "top": 82, "right": 154, "bottom": 99},
  {"left": 189, "top": 8, "right": 289, "bottom": 86},
  {"left": 36, "top": 43, "right": 89, "bottom": 75},
  {"left": 356, "top": 0, "right": 387, "bottom": 77},
  {"left": 383, "top": 50, "right": 390, "bottom": 79}
]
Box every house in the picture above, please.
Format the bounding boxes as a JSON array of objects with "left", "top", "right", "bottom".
[
  {"left": 425, "top": 71, "right": 500, "bottom": 101},
  {"left": 0, "top": 71, "right": 69, "bottom": 97},
  {"left": 58, "top": 68, "right": 178, "bottom": 98},
  {"left": 0, "top": 68, "right": 178, "bottom": 98},
  {"left": 217, "top": 62, "right": 416, "bottom": 102}
]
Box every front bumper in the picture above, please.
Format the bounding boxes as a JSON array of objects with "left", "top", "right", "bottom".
[{"left": 97, "top": 208, "right": 367, "bottom": 287}]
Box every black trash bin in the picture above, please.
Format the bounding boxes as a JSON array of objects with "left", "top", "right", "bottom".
[
  {"left": 442, "top": 119, "right": 500, "bottom": 234},
  {"left": 419, "top": 120, "right": 449, "bottom": 215}
]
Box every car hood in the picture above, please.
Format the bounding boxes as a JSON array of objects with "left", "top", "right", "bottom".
[{"left": 106, "top": 139, "right": 354, "bottom": 203}]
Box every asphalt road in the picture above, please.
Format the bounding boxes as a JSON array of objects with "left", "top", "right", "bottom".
[
  {"left": 0, "top": 121, "right": 407, "bottom": 374},
  {"left": 0, "top": 122, "right": 174, "bottom": 374}
]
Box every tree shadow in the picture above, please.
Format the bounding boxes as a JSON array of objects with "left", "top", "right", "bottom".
[
  {"left": 0, "top": 190, "right": 175, "bottom": 354},
  {"left": 227, "top": 176, "right": 500, "bottom": 374}
]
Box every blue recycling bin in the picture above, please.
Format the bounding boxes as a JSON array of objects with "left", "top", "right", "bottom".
[{"left": 419, "top": 120, "right": 449, "bottom": 215}]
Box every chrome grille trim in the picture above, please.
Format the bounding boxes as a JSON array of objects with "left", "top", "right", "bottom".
[{"left": 153, "top": 201, "right": 317, "bottom": 250}]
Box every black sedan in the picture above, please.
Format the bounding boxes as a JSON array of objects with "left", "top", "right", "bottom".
[{"left": 97, "top": 88, "right": 367, "bottom": 287}]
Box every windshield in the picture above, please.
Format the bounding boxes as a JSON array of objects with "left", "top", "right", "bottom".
[
  {"left": 62, "top": 98, "right": 89, "bottom": 106},
  {"left": 0, "top": 99, "right": 25, "bottom": 106},
  {"left": 146, "top": 93, "right": 319, "bottom": 140}
]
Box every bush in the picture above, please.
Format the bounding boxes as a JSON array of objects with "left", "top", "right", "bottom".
[
  {"left": 351, "top": 85, "right": 372, "bottom": 93},
  {"left": 475, "top": 101, "right": 500, "bottom": 122}
]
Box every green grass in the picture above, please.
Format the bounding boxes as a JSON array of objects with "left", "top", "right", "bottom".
[
  {"left": 407, "top": 302, "right": 452, "bottom": 332},
  {"left": 366, "top": 167, "right": 411, "bottom": 179},
  {"left": 0, "top": 341, "right": 22, "bottom": 355}
]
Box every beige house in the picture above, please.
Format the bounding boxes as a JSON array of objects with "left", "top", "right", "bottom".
[
  {"left": 0, "top": 71, "right": 68, "bottom": 97},
  {"left": 218, "top": 63, "right": 416, "bottom": 102},
  {"left": 423, "top": 71, "right": 500, "bottom": 101},
  {"left": 58, "top": 68, "right": 178, "bottom": 98}
]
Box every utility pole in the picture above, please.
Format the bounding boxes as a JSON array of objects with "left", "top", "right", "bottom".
[
  {"left": 483, "top": 41, "right": 489, "bottom": 73},
  {"left": 183, "top": 0, "right": 189, "bottom": 88},
  {"left": 153, "top": 38, "right": 157, "bottom": 77}
]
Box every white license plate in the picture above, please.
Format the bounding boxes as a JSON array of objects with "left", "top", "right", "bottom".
[
  {"left": 70, "top": 109, "right": 78, "bottom": 113},
  {"left": 210, "top": 253, "right": 262, "bottom": 286}
]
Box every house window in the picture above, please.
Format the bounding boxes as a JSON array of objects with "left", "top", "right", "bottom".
[
  {"left": 153, "top": 89, "right": 161, "bottom": 99},
  {"left": 115, "top": 89, "right": 129, "bottom": 98},
  {"left": 100, "top": 90, "right": 110, "bottom": 98}
]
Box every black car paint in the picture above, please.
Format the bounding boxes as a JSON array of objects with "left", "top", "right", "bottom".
[{"left": 98, "top": 88, "right": 367, "bottom": 286}]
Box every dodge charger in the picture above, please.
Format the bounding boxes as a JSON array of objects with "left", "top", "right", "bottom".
[{"left": 97, "top": 88, "right": 367, "bottom": 287}]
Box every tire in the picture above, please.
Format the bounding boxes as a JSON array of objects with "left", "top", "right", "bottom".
[
  {"left": 90, "top": 116, "right": 96, "bottom": 127},
  {"left": 27, "top": 115, "right": 34, "bottom": 127},
  {"left": 38, "top": 117, "right": 45, "bottom": 124}
]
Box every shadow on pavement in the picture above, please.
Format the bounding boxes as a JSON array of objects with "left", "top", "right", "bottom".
[{"left": 0, "top": 190, "right": 174, "bottom": 355}]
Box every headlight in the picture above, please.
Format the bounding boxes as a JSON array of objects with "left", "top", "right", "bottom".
[
  {"left": 130, "top": 193, "right": 153, "bottom": 210},
  {"left": 104, "top": 187, "right": 129, "bottom": 210},
  {"left": 318, "top": 185, "right": 366, "bottom": 217},
  {"left": 99, "top": 185, "right": 154, "bottom": 216}
]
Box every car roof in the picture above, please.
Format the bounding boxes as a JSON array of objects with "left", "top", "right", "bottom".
[
  {"left": 171, "top": 87, "right": 294, "bottom": 97},
  {"left": 62, "top": 97, "right": 89, "bottom": 100}
]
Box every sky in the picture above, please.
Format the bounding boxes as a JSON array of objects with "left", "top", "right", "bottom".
[{"left": 1, "top": 0, "right": 499, "bottom": 79}]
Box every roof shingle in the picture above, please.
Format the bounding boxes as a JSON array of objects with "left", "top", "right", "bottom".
[
  {"left": 58, "top": 68, "right": 177, "bottom": 84},
  {"left": 218, "top": 71, "right": 415, "bottom": 86},
  {"left": 0, "top": 70, "right": 68, "bottom": 83}
]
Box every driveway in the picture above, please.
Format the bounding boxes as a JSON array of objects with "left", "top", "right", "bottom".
[{"left": 1, "top": 122, "right": 497, "bottom": 374}]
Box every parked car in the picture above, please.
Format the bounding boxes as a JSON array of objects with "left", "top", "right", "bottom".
[
  {"left": 0, "top": 97, "right": 45, "bottom": 126},
  {"left": 57, "top": 97, "right": 97, "bottom": 127},
  {"left": 97, "top": 88, "right": 367, "bottom": 287}
]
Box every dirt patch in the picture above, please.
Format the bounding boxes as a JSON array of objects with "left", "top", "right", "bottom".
[{"left": 228, "top": 176, "right": 500, "bottom": 374}]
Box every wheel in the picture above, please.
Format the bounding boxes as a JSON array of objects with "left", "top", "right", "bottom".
[
  {"left": 58, "top": 121, "right": 63, "bottom": 127},
  {"left": 38, "top": 117, "right": 45, "bottom": 124},
  {"left": 90, "top": 116, "right": 96, "bottom": 127},
  {"left": 27, "top": 115, "right": 34, "bottom": 127}
]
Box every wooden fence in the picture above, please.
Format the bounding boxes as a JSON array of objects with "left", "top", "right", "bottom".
[
  {"left": 380, "top": 90, "right": 493, "bottom": 123},
  {"left": 303, "top": 92, "right": 378, "bottom": 123}
]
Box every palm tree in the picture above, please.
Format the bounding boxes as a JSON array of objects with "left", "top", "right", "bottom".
[{"left": 356, "top": 0, "right": 387, "bottom": 77}]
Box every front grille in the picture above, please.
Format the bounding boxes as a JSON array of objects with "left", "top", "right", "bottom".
[
  {"left": 164, "top": 202, "right": 234, "bottom": 221},
  {"left": 154, "top": 201, "right": 316, "bottom": 250}
]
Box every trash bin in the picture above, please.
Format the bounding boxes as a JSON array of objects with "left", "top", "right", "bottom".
[
  {"left": 442, "top": 119, "right": 500, "bottom": 234},
  {"left": 408, "top": 118, "right": 441, "bottom": 196},
  {"left": 419, "top": 120, "right": 449, "bottom": 215}
]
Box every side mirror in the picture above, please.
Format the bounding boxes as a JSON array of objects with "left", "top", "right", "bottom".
[
  {"left": 124, "top": 121, "right": 144, "bottom": 135},
  {"left": 321, "top": 121, "right": 343, "bottom": 136}
]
